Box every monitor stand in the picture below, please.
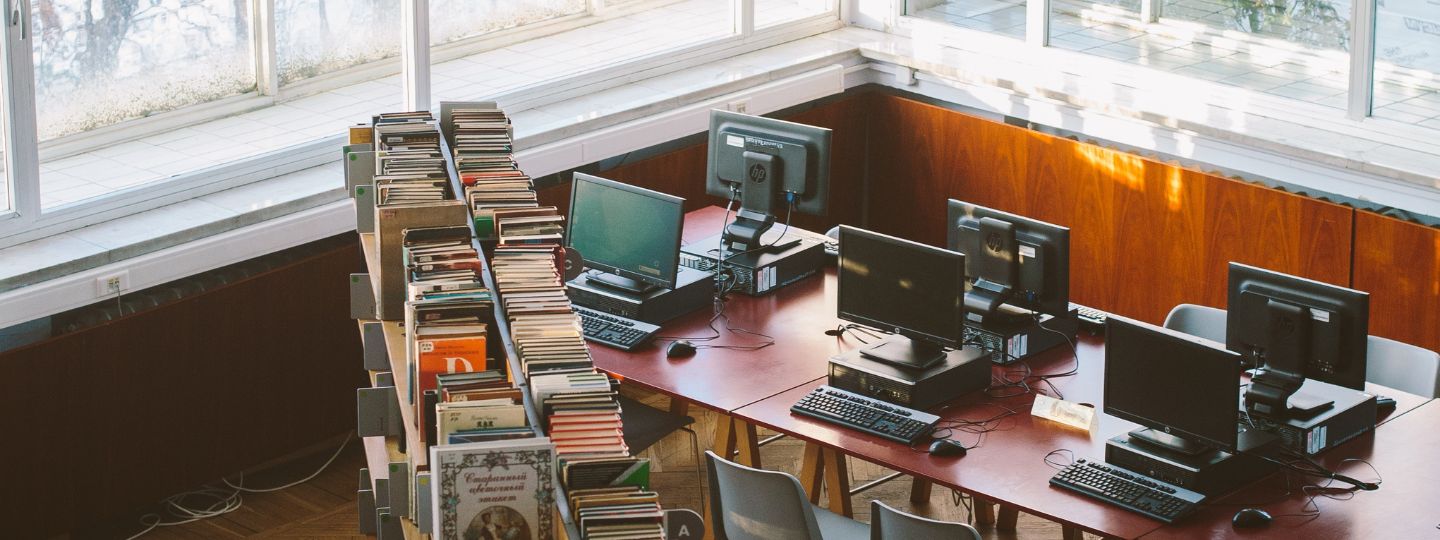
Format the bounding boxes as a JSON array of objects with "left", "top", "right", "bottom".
[
  {"left": 858, "top": 335, "right": 948, "bottom": 370},
  {"left": 1127, "top": 428, "right": 1211, "bottom": 456},
  {"left": 586, "top": 270, "right": 659, "bottom": 294}
]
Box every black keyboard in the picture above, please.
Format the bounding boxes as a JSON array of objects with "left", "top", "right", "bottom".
[
  {"left": 790, "top": 386, "right": 940, "bottom": 444},
  {"left": 1070, "top": 302, "right": 1108, "bottom": 330},
  {"left": 575, "top": 305, "right": 660, "bottom": 351},
  {"left": 1049, "top": 459, "right": 1205, "bottom": 523}
]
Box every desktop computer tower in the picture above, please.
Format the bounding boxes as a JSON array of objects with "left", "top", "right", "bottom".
[
  {"left": 964, "top": 310, "right": 1079, "bottom": 365},
  {"left": 1104, "top": 430, "right": 1276, "bottom": 495},
  {"left": 678, "top": 228, "right": 828, "bottom": 296},
  {"left": 1235, "top": 378, "right": 1378, "bottom": 455},
  {"left": 566, "top": 265, "right": 715, "bottom": 325},
  {"left": 828, "top": 345, "right": 991, "bottom": 410}
]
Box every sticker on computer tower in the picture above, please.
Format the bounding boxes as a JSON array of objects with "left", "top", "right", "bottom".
[
  {"left": 1008, "top": 334, "right": 1028, "bottom": 357},
  {"left": 1306, "top": 426, "right": 1327, "bottom": 454}
]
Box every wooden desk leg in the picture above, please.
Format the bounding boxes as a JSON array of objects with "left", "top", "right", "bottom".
[
  {"left": 997, "top": 505, "right": 1019, "bottom": 530},
  {"left": 712, "top": 414, "right": 737, "bottom": 462},
  {"left": 799, "top": 443, "right": 825, "bottom": 504},
  {"left": 1061, "top": 525, "right": 1084, "bottom": 540},
  {"left": 820, "top": 448, "right": 853, "bottom": 517},
  {"left": 910, "top": 479, "right": 933, "bottom": 504},
  {"left": 973, "top": 498, "right": 996, "bottom": 526},
  {"left": 733, "top": 419, "right": 763, "bottom": 468},
  {"left": 669, "top": 399, "right": 690, "bottom": 418}
]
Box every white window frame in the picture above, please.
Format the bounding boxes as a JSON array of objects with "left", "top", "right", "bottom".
[{"left": 0, "top": 0, "right": 841, "bottom": 248}]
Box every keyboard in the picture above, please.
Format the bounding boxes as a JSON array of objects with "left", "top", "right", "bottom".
[
  {"left": 1049, "top": 459, "right": 1205, "bottom": 524},
  {"left": 575, "top": 305, "right": 661, "bottom": 351},
  {"left": 790, "top": 386, "right": 940, "bottom": 444},
  {"left": 1070, "top": 302, "right": 1108, "bottom": 330}
]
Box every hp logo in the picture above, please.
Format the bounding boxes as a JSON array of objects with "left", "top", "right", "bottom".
[{"left": 748, "top": 164, "right": 767, "bottom": 184}]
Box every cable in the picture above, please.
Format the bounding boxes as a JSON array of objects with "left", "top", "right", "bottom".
[{"left": 126, "top": 432, "right": 354, "bottom": 539}]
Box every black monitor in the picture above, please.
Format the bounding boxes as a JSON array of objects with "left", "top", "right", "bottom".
[
  {"left": 837, "top": 226, "right": 966, "bottom": 369},
  {"left": 1105, "top": 315, "right": 1243, "bottom": 454},
  {"left": 1226, "top": 263, "right": 1369, "bottom": 415},
  {"left": 946, "top": 200, "right": 1071, "bottom": 323},
  {"left": 706, "top": 110, "right": 831, "bottom": 252},
  {"left": 567, "top": 173, "right": 685, "bottom": 292}
]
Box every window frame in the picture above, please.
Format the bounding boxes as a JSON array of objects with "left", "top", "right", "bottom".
[{"left": 0, "top": 0, "right": 841, "bottom": 247}]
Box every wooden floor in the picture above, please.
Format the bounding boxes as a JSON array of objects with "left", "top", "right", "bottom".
[{"left": 98, "top": 386, "right": 1089, "bottom": 539}]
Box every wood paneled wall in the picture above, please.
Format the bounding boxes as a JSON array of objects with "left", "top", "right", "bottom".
[
  {"left": 1353, "top": 211, "right": 1440, "bottom": 352},
  {"left": 0, "top": 236, "right": 367, "bottom": 538},
  {"left": 865, "top": 96, "right": 1355, "bottom": 324}
]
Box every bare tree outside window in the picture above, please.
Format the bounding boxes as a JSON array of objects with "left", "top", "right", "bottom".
[
  {"left": 33, "top": 0, "right": 256, "bottom": 141},
  {"left": 276, "top": 0, "right": 401, "bottom": 85}
]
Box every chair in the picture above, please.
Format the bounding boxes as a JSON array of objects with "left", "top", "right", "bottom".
[
  {"left": 618, "top": 395, "right": 704, "bottom": 507},
  {"left": 869, "top": 500, "right": 980, "bottom": 540},
  {"left": 1161, "top": 304, "right": 1227, "bottom": 343},
  {"left": 1366, "top": 335, "right": 1440, "bottom": 398},
  {"left": 706, "top": 451, "right": 866, "bottom": 540}
]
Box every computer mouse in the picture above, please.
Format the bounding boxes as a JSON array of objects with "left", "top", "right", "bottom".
[
  {"left": 927, "top": 439, "right": 968, "bottom": 457},
  {"left": 666, "top": 340, "right": 697, "bottom": 358},
  {"left": 1232, "top": 508, "right": 1272, "bottom": 528}
]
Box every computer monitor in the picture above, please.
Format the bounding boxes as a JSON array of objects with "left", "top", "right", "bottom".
[
  {"left": 1105, "top": 315, "right": 1243, "bottom": 455},
  {"left": 946, "top": 200, "right": 1071, "bottom": 322},
  {"left": 1226, "top": 262, "right": 1369, "bottom": 416},
  {"left": 706, "top": 110, "right": 832, "bottom": 252},
  {"left": 837, "top": 226, "right": 966, "bottom": 369},
  {"left": 567, "top": 173, "right": 685, "bottom": 292}
]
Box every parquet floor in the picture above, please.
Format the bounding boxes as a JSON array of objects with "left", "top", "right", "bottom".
[{"left": 95, "top": 385, "right": 1088, "bottom": 539}]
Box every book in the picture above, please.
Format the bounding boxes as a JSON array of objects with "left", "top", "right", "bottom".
[{"left": 431, "top": 438, "right": 556, "bottom": 540}]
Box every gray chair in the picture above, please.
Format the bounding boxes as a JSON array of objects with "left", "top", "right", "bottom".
[
  {"left": 1366, "top": 335, "right": 1440, "bottom": 398},
  {"left": 706, "top": 451, "right": 866, "bottom": 540},
  {"left": 869, "top": 500, "right": 980, "bottom": 540},
  {"left": 1161, "top": 303, "right": 1227, "bottom": 343}
]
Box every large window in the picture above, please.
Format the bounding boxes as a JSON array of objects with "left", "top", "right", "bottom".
[
  {"left": 277, "top": 0, "right": 402, "bottom": 85},
  {"left": 0, "top": 0, "right": 838, "bottom": 245},
  {"left": 33, "top": 0, "right": 256, "bottom": 141},
  {"left": 904, "top": 0, "right": 1420, "bottom": 121}
]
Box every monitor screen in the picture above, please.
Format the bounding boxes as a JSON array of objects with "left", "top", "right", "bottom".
[
  {"left": 1105, "top": 316, "right": 1242, "bottom": 452},
  {"left": 1226, "top": 262, "right": 1369, "bottom": 390},
  {"left": 837, "top": 226, "right": 965, "bottom": 348},
  {"left": 567, "top": 173, "right": 685, "bottom": 290}
]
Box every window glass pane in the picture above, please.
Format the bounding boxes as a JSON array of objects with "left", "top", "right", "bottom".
[
  {"left": 32, "top": 0, "right": 257, "bottom": 141},
  {"left": 906, "top": 0, "right": 1028, "bottom": 39},
  {"left": 277, "top": 0, "right": 402, "bottom": 86},
  {"left": 430, "top": 0, "right": 587, "bottom": 46},
  {"left": 756, "top": 0, "right": 832, "bottom": 28},
  {"left": 1, "top": 74, "right": 8, "bottom": 213},
  {"left": 430, "top": 0, "right": 732, "bottom": 111},
  {"left": 1372, "top": 1, "right": 1440, "bottom": 125}
]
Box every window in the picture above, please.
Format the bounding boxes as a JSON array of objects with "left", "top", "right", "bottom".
[
  {"left": 757, "top": 0, "right": 832, "bottom": 28},
  {"left": 1371, "top": 1, "right": 1440, "bottom": 125},
  {"left": 907, "top": 0, "right": 1028, "bottom": 39},
  {"left": 32, "top": 0, "right": 257, "bottom": 141},
  {"left": 1, "top": 74, "right": 8, "bottom": 213},
  {"left": 1, "top": 0, "right": 836, "bottom": 245},
  {"left": 276, "top": 0, "right": 402, "bottom": 85}
]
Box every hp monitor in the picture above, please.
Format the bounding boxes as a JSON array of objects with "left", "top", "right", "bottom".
[
  {"left": 1106, "top": 316, "right": 1243, "bottom": 454},
  {"left": 567, "top": 173, "right": 685, "bottom": 292},
  {"left": 946, "top": 200, "right": 1070, "bottom": 323},
  {"left": 706, "top": 110, "right": 831, "bottom": 252},
  {"left": 837, "top": 226, "right": 966, "bottom": 369}
]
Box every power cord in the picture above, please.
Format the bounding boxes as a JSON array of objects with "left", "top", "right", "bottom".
[{"left": 125, "top": 431, "right": 354, "bottom": 539}]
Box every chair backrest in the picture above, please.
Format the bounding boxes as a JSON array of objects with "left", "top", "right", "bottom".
[
  {"left": 1366, "top": 335, "right": 1440, "bottom": 398},
  {"left": 1162, "top": 304, "right": 1228, "bottom": 344},
  {"left": 869, "top": 500, "right": 980, "bottom": 540},
  {"left": 706, "top": 450, "right": 824, "bottom": 540}
]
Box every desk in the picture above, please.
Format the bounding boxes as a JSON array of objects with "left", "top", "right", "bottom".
[
  {"left": 592, "top": 206, "right": 1433, "bottom": 539},
  {"left": 589, "top": 206, "right": 846, "bottom": 465}
]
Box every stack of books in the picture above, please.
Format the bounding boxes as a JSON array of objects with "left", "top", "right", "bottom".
[
  {"left": 374, "top": 111, "right": 450, "bottom": 205},
  {"left": 431, "top": 370, "right": 530, "bottom": 444},
  {"left": 569, "top": 487, "right": 666, "bottom": 539},
  {"left": 447, "top": 104, "right": 540, "bottom": 238}
]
